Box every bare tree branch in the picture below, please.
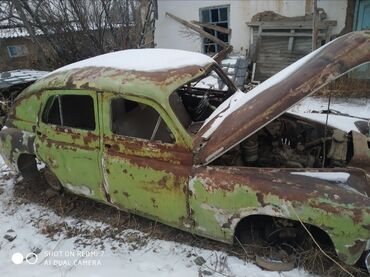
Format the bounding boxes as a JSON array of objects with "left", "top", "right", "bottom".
[{"left": 4, "top": 0, "right": 142, "bottom": 68}]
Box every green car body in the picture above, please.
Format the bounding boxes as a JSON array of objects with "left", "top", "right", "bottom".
[{"left": 1, "top": 32, "right": 370, "bottom": 267}]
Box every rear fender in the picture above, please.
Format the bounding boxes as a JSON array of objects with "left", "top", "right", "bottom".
[{"left": 189, "top": 166, "right": 370, "bottom": 265}]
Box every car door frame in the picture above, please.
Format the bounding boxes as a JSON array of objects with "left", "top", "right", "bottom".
[
  {"left": 100, "top": 92, "right": 194, "bottom": 229},
  {"left": 35, "top": 89, "right": 107, "bottom": 202}
]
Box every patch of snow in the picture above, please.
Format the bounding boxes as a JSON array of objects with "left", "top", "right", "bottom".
[
  {"left": 291, "top": 172, "right": 367, "bottom": 194},
  {"left": 64, "top": 183, "right": 92, "bottom": 196},
  {"left": 47, "top": 49, "right": 214, "bottom": 76},
  {"left": 290, "top": 97, "right": 370, "bottom": 120},
  {"left": 287, "top": 111, "right": 362, "bottom": 133},
  {"left": 221, "top": 58, "right": 238, "bottom": 66},
  {"left": 0, "top": 158, "right": 315, "bottom": 277},
  {"left": 289, "top": 97, "right": 369, "bottom": 133},
  {"left": 291, "top": 172, "right": 350, "bottom": 183},
  {"left": 0, "top": 27, "right": 30, "bottom": 39},
  {"left": 291, "top": 171, "right": 367, "bottom": 196},
  {"left": 194, "top": 71, "right": 227, "bottom": 91}
]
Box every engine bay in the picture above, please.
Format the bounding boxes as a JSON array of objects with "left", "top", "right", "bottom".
[
  {"left": 212, "top": 114, "right": 351, "bottom": 168},
  {"left": 170, "top": 65, "right": 362, "bottom": 169}
]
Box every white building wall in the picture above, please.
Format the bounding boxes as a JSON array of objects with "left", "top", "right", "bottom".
[{"left": 155, "top": 0, "right": 347, "bottom": 54}]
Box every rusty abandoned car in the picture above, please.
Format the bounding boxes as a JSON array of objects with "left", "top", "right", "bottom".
[{"left": 0, "top": 31, "right": 370, "bottom": 271}]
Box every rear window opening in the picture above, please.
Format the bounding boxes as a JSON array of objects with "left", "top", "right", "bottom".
[
  {"left": 42, "top": 94, "right": 95, "bottom": 130},
  {"left": 169, "top": 65, "right": 236, "bottom": 134}
]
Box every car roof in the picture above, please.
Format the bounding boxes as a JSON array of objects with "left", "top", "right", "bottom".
[
  {"left": 49, "top": 48, "right": 215, "bottom": 74},
  {"left": 19, "top": 49, "right": 215, "bottom": 104}
]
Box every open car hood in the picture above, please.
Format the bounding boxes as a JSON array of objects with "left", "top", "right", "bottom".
[{"left": 194, "top": 31, "right": 370, "bottom": 165}]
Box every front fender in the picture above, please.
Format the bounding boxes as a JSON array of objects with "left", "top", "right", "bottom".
[{"left": 189, "top": 166, "right": 370, "bottom": 265}]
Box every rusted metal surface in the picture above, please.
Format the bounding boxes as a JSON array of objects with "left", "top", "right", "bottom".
[
  {"left": 255, "top": 255, "right": 295, "bottom": 272},
  {"left": 189, "top": 166, "right": 370, "bottom": 265},
  {"left": 0, "top": 127, "right": 35, "bottom": 170},
  {"left": 102, "top": 134, "right": 193, "bottom": 226},
  {"left": 194, "top": 31, "right": 370, "bottom": 165},
  {"left": 349, "top": 131, "right": 370, "bottom": 173},
  {"left": 0, "top": 35, "right": 370, "bottom": 270},
  {"left": 15, "top": 63, "right": 214, "bottom": 149}
]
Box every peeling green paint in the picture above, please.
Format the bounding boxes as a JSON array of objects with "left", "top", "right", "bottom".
[
  {"left": 189, "top": 166, "right": 370, "bottom": 265},
  {"left": 0, "top": 52, "right": 369, "bottom": 270}
]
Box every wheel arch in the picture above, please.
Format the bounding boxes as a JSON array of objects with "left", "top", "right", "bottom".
[
  {"left": 233, "top": 214, "right": 338, "bottom": 258},
  {"left": 17, "top": 153, "right": 40, "bottom": 180}
]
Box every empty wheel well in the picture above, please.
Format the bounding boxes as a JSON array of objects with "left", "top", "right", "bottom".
[
  {"left": 17, "top": 153, "right": 39, "bottom": 180},
  {"left": 234, "top": 214, "right": 336, "bottom": 253}
]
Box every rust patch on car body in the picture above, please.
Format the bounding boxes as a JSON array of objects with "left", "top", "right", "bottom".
[{"left": 1, "top": 38, "right": 370, "bottom": 269}]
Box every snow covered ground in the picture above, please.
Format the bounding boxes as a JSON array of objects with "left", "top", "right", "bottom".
[
  {"left": 290, "top": 97, "right": 370, "bottom": 119},
  {"left": 0, "top": 157, "right": 313, "bottom": 277}
]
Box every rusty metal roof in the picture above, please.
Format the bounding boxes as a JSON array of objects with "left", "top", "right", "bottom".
[
  {"left": 194, "top": 31, "right": 370, "bottom": 165},
  {"left": 0, "top": 70, "right": 48, "bottom": 89}
]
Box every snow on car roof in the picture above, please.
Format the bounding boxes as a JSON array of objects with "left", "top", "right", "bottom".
[{"left": 49, "top": 48, "right": 215, "bottom": 75}]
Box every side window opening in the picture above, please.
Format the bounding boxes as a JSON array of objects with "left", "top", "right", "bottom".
[
  {"left": 169, "top": 66, "right": 236, "bottom": 133},
  {"left": 43, "top": 96, "right": 61, "bottom": 126},
  {"left": 42, "top": 94, "right": 95, "bottom": 130},
  {"left": 111, "top": 98, "right": 175, "bottom": 144}
]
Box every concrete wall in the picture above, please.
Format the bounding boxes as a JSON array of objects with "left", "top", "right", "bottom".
[{"left": 155, "top": 0, "right": 348, "bottom": 54}]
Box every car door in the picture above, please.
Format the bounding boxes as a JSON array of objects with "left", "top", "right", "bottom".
[
  {"left": 35, "top": 90, "right": 107, "bottom": 202},
  {"left": 101, "top": 92, "right": 193, "bottom": 228}
]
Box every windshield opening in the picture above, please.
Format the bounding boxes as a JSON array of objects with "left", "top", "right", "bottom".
[{"left": 169, "top": 65, "right": 237, "bottom": 135}]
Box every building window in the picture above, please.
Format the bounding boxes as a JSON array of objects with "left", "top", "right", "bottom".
[
  {"left": 200, "top": 5, "right": 229, "bottom": 54},
  {"left": 7, "top": 45, "right": 28, "bottom": 58}
]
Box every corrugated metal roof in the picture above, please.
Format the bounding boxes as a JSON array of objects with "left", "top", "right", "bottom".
[{"left": 0, "top": 70, "right": 49, "bottom": 89}]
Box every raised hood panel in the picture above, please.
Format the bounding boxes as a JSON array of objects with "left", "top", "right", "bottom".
[{"left": 194, "top": 31, "right": 370, "bottom": 165}]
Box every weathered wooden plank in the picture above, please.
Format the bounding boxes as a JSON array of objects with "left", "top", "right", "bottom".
[
  {"left": 260, "top": 31, "right": 327, "bottom": 37},
  {"left": 166, "top": 12, "right": 228, "bottom": 48},
  {"left": 247, "top": 20, "right": 337, "bottom": 28},
  {"left": 288, "top": 29, "right": 295, "bottom": 51},
  {"left": 212, "top": 45, "right": 233, "bottom": 63},
  {"left": 191, "top": 20, "right": 231, "bottom": 34}
]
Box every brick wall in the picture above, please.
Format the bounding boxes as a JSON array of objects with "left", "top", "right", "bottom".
[{"left": 0, "top": 37, "right": 46, "bottom": 72}]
